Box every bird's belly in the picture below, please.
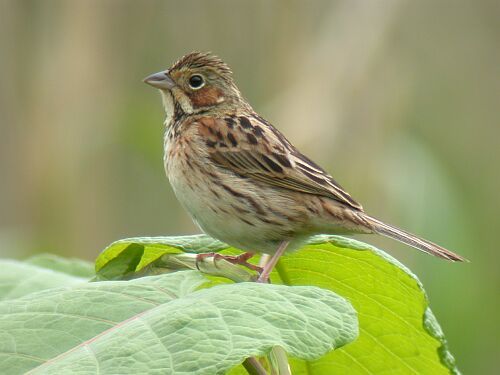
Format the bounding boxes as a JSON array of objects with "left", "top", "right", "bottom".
[
  {"left": 165, "top": 152, "right": 311, "bottom": 254},
  {"left": 172, "top": 178, "right": 263, "bottom": 247}
]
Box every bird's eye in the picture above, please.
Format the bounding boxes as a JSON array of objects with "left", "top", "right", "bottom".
[{"left": 188, "top": 74, "right": 205, "bottom": 89}]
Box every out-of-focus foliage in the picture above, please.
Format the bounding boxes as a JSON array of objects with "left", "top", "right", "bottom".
[{"left": 0, "top": 1, "right": 497, "bottom": 373}]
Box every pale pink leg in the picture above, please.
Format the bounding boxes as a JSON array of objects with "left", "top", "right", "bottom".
[{"left": 257, "top": 241, "right": 290, "bottom": 283}]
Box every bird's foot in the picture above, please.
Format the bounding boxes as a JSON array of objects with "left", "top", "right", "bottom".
[{"left": 222, "top": 252, "right": 262, "bottom": 273}]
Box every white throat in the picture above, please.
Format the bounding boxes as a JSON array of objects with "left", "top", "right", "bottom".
[{"left": 160, "top": 90, "right": 175, "bottom": 127}]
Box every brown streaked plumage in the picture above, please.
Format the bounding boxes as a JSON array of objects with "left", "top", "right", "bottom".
[{"left": 144, "top": 52, "right": 465, "bottom": 278}]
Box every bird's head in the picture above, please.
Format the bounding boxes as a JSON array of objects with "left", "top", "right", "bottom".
[{"left": 144, "top": 52, "right": 246, "bottom": 117}]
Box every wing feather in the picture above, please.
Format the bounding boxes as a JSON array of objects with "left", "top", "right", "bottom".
[{"left": 197, "top": 115, "right": 363, "bottom": 211}]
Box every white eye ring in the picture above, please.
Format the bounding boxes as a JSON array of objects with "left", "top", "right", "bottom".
[{"left": 188, "top": 74, "right": 205, "bottom": 90}]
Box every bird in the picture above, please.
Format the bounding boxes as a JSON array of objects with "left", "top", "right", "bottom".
[{"left": 144, "top": 52, "right": 465, "bottom": 282}]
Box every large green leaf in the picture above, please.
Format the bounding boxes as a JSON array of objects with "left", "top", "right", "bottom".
[
  {"left": 0, "top": 260, "right": 87, "bottom": 301},
  {"left": 0, "top": 270, "right": 356, "bottom": 374},
  {"left": 95, "top": 234, "right": 459, "bottom": 374},
  {"left": 273, "top": 236, "right": 458, "bottom": 374},
  {"left": 25, "top": 253, "right": 95, "bottom": 278}
]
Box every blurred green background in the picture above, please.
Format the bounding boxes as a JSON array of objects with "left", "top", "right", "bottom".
[{"left": 0, "top": 0, "right": 498, "bottom": 373}]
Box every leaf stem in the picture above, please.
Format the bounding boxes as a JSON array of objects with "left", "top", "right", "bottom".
[
  {"left": 131, "top": 253, "right": 257, "bottom": 282},
  {"left": 243, "top": 357, "right": 268, "bottom": 375},
  {"left": 268, "top": 346, "right": 291, "bottom": 375}
]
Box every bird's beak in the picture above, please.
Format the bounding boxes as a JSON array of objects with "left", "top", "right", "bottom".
[{"left": 143, "top": 71, "right": 176, "bottom": 90}]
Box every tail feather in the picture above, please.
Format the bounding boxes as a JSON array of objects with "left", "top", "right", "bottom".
[{"left": 364, "top": 215, "right": 467, "bottom": 262}]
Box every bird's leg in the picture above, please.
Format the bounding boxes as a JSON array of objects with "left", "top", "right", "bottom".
[
  {"left": 196, "top": 252, "right": 262, "bottom": 273},
  {"left": 257, "top": 241, "right": 290, "bottom": 283}
]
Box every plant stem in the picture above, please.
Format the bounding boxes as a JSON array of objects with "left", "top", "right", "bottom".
[
  {"left": 269, "top": 346, "right": 291, "bottom": 375},
  {"left": 134, "top": 253, "right": 257, "bottom": 282},
  {"left": 242, "top": 357, "right": 268, "bottom": 375}
]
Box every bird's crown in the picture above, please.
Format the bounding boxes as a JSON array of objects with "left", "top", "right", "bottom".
[{"left": 169, "top": 52, "right": 233, "bottom": 82}]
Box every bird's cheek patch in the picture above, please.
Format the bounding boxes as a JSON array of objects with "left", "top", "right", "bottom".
[{"left": 189, "top": 87, "right": 225, "bottom": 108}]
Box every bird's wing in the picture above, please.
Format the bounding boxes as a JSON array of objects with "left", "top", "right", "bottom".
[{"left": 196, "top": 114, "right": 363, "bottom": 211}]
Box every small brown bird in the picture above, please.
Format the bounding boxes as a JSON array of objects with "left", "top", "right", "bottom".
[{"left": 144, "top": 52, "right": 465, "bottom": 281}]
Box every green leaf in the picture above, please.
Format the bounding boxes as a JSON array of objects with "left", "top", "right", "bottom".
[
  {"left": 95, "top": 235, "right": 229, "bottom": 279},
  {"left": 25, "top": 253, "right": 95, "bottom": 278},
  {"left": 272, "top": 235, "right": 458, "bottom": 374},
  {"left": 0, "top": 260, "right": 86, "bottom": 301},
  {"left": 96, "top": 235, "right": 459, "bottom": 374},
  {"left": 1, "top": 271, "right": 357, "bottom": 374}
]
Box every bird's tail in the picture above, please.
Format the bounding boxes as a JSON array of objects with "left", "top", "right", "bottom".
[{"left": 363, "top": 214, "right": 467, "bottom": 262}]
